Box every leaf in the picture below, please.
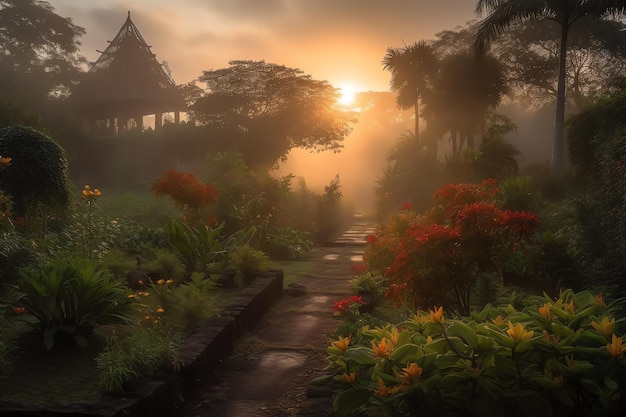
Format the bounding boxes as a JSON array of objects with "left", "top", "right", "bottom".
[
  {"left": 333, "top": 387, "right": 371, "bottom": 417},
  {"left": 310, "top": 374, "right": 334, "bottom": 386},
  {"left": 389, "top": 343, "right": 422, "bottom": 362},
  {"left": 346, "top": 347, "right": 377, "bottom": 365},
  {"left": 447, "top": 321, "right": 479, "bottom": 350}
]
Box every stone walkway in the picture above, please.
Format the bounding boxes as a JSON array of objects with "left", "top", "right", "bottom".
[{"left": 185, "top": 216, "right": 375, "bottom": 417}]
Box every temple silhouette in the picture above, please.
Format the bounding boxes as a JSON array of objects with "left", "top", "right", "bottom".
[{"left": 71, "top": 12, "right": 186, "bottom": 135}]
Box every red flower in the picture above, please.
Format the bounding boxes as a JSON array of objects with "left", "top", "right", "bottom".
[
  {"left": 402, "top": 202, "right": 413, "bottom": 211},
  {"left": 350, "top": 264, "right": 366, "bottom": 274}
]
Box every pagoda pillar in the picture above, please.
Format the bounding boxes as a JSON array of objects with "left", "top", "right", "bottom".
[
  {"left": 175, "top": 111, "right": 180, "bottom": 124},
  {"left": 155, "top": 112, "right": 163, "bottom": 130}
]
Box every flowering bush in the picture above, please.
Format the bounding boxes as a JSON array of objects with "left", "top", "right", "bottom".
[
  {"left": 333, "top": 295, "right": 365, "bottom": 318},
  {"left": 317, "top": 290, "right": 626, "bottom": 417},
  {"left": 152, "top": 170, "right": 218, "bottom": 224},
  {"left": 364, "top": 180, "right": 541, "bottom": 315}
]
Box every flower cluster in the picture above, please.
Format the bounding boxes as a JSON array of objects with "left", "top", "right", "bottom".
[
  {"left": 81, "top": 184, "right": 102, "bottom": 203},
  {"left": 152, "top": 170, "right": 218, "bottom": 213},
  {"left": 364, "top": 180, "right": 541, "bottom": 315},
  {"left": 333, "top": 295, "right": 364, "bottom": 317}
]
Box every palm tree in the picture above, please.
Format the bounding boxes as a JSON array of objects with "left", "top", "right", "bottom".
[
  {"left": 474, "top": 0, "right": 626, "bottom": 176},
  {"left": 382, "top": 41, "right": 438, "bottom": 145}
]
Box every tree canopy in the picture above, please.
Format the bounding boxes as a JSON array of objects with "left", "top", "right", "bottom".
[
  {"left": 0, "top": 0, "right": 86, "bottom": 108},
  {"left": 190, "top": 60, "right": 357, "bottom": 168}
]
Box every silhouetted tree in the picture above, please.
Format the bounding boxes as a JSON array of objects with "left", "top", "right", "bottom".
[
  {"left": 0, "top": 0, "right": 86, "bottom": 110},
  {"left": 382, "top": 41, "right": 438, "bottom": 146},
  {"left": 190, "top": 60, "right": 356, "bottom": 169},
  {"left": 423, "top": 52, "right": 508, "bottom": 156},
  {"left": 475, "top": 0, "right": 626, "bottom": 176}
]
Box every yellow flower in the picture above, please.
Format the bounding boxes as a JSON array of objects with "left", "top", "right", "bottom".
[
  {"left": 565, "top": 300, "right": 576, "bottom": 314},
  {"left": 94, "top": 189, "right": 102, "bottom": 197},
  {"left": 592, "top": 317, "right": 615, "bottom": 337},
  {"left": 594, "top": 293, "right": 607, "bottom": 307},
  {"left": 607, "top": 334, "right": 626, "bottom": 358},
  {"left": 492, "top": 315, "right": 504, "bottom": 325},
  {"left": 331, "top": 335, "right": 351, "bottom": 352},
  {"left": 166, "top": 279, "right": 174, "bottom": 285},
  {"left": 156, "top": 307, "right": 165, "bottom": 314},
  {"left": 341, "top": 372, "right": 356, "bottom": 384},
  {"left": 430, "top": 306, "right": 444, "bottom": 324},
  {"left": 426, "top": 335, "right": 433, "bottom": 344},
  {"left": 506, "top": 321, "right": 534, "bottom": 342},
  {"left": 538, "top": 303, "right": 552, "bottom": 319},
  {"left": 372, "top": 337, "right": 392, "bottom": 358},
  {"left": 389, "top": 327, "right": 400, "bottom": 347},
  {"left": 413, "top": 311, "right": 430, "bottom": 325},
  {"left": 396, "top": 362, "right": 423, "bottom": 384},
  {"left": 127, "top": 294, "right": 136, "bottom": 298},
  {"left": 373, "top": 377, "right": 402, "bottom": 397},
  {"left": 156, "top": 279, "right": 165, "bottom": 285}
]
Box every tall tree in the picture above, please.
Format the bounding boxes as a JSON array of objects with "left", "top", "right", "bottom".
[
  {"left": 382, "top": 41, "right": 438, "bottom": 145},
  {"left": 423, "top": 52, "right": 508, "bottom": 156},
  {"left": 474, "top": 0, "right": 626, "bottom": 176},
  {"left": 0, "top": 0, "right": 86, "bottom": 109},
  {"left": 191, "top": 60, "right": 356, "bottom": 169}
]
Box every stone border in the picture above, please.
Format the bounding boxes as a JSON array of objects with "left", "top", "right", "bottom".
[{"left": 0, "top": 270, "right": 284, "bottom": 417}]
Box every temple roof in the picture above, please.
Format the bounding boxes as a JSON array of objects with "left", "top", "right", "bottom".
[{"left": 70, "top": 12, "right": 186, "bottom": 117}]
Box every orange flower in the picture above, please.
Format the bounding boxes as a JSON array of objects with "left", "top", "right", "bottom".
[
  {"left": 396, "top": 362, "right": 423, "bottom": 384},
  {"left": 594, "top": 293, "right": 607, "bottom": 307},
  {"left": 372, "top": 337, "right": 392, "bottom": 358},
  {"left": 607, "top": 334, "right": 626, "bottom": 358},
  {"left": 373, "top": 377, "right": 402, "bottom": 397},
  {"left": 331, "top": 335, "right": 351, "bottom": 352},
  {"left": 538, "top": 303, "right": 552, "bottom": 319},
  {"left": 506, "top": 321, "right": 534, "bottom": 342},
  {"left": 156, "top": 279, "right": 165, "bottom": 285},
  {"left": 166, "top": 279, "right": 174, "bottom": 285},
  {"left": 341, "top": 372, "right": 356, "bottom": 384},
  {"left": 156, "top": 307, "right": 165, "bottom": 314},
  {"left": 492, "top": 315, "right": 504, "bottom": 325},
  {"left": 430, "top": 306, "right": 444, "bottom": 324},
  {"left": 565, "top": 300, "right": 575, "bottom": 314},
  {"left": 592, "top": 317, "right": 615, "bottom": 337}
]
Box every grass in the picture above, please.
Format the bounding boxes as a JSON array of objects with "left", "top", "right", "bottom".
[{"left": 274, "top": 258, "right": 317, "bottom": 287}]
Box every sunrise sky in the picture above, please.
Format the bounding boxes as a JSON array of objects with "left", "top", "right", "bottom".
[{"left": 49, "top": 0, "right": 478, "bottom": 93}]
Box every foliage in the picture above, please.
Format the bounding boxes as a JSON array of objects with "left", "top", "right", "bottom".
[
  {"left": 566, "top": 94, "right": 626, "bottom": 291},
  {"left": 191, "top": 60, "right": 356, "bottom": 168},
  {"left": 96, "top": 325, "right": 181, "bottom": 393},
  {"left": 0, "top": 126, "right": 70, "bottom": 223},
  {"left": 350, "top": 271, "right": 387, "bottom": 308},
  {"left": 15, "top": 257, "right": 135, "bottom": 350},
  {"left": 318, "top": 290, "right": 626, "bottom": 417},
  {"left": 228, "top": 244, "right": 271, "bottom": 286},
  {"left": 496, "top": 176, "right": 541, "bottom": 212},
  {"left": 317, "top": 174, "right": 348, "bottom": 243},
  {"left": 0, "top": 231, "right": 45, "bottom": 292},
  {"left": 201, "top": 151, "right": 315, "bottom": 256},
  {"left": 475, "top": 0, "right": 626, "bottom": 174},
  {"left": 0, "top": 0, "right": 86, "bottom": 107},
  {"left": 165, "top": 218, "right": 226, "bottom": 274},
  {"left": 382, "top": 41, "right": 438, "bottom": 147},
  {"left": 0, "top": 313, "right": 19, "bottom": 381},
  {"left": 142, "top": 248, "right": 186, "bottom": 282},
  {"left": 365, "top": 180, "right": 541, "bottom": 315}
]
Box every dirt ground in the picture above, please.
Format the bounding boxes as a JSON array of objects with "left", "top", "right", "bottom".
[{"left": 184, "top": 221, "right": 373, "bottom": 417}]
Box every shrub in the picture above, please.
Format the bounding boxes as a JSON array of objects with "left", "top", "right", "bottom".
[
  {"left": 228, "top": 244, "right": 271, "bottom": 286},
  {"left": 365, "top": 180, "right": 541, "bottom": 315},
  {"left": 317, "top": 290, "right": 626, "bottom": 417},
  {"left": 15, "top": 257, "right": 136, "bottom": 349},
  {"left": 96, "top": 325, "right": 181, "bottom": 392},
  {"left": 0, "top": 126, "right": 70, "bottom": 223}
]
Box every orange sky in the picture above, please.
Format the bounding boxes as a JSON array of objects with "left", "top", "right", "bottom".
[{"left": 50, "top": 0, "right": 477, "bottom": 92}]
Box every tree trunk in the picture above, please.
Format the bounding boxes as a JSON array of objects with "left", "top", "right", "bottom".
[
  {"left": 552, "top": 24, "right": 569, "bottom": 176},
  {"left": 414, "top": 97, "right": 420, "bottom": 143}
]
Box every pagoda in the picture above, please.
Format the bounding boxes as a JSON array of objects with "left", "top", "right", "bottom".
[{"left": 71, "top": 12, "right": 186, "bottom": 134}]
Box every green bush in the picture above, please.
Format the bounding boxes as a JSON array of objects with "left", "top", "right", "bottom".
[
  {"left": 0, "top": 126, "right": 70, "bottom": 220},
  {"left": 317, "top": 289, "right": 626, "bottom": 417},
  {"left": 16, "top": 257, "right": 136, "bottom": 349},
  {"left": 228, "top": 244, "right": 271, "bottom": 286},
  {"left": 96, "top": 325, "right": 181, "bottom": 392}
]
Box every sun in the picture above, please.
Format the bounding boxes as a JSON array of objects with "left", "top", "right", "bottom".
[{"left": 337, "top": 83, "right": 357, "bottom": 106}]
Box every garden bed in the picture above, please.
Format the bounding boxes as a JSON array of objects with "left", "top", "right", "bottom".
[{"left": 0, "top": 270, "right": 284, "bottom": 417}]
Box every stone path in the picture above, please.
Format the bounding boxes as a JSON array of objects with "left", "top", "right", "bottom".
[{"left": 185, "top": 216, "right": 375, "bottom": 417}]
